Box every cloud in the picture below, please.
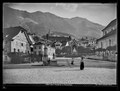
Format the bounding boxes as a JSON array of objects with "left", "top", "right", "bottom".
[{"left": 55, "top": 3, "right": 78, "bottom": 12}]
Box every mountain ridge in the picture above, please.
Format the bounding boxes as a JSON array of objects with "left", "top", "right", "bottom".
[{"left": 3, "top": 5, "right": 105, "bottom": 39}]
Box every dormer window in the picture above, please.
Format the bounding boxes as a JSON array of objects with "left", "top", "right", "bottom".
[
  {"left": 109, "top": 39, "right": 111, "bottom": 46},
  {"left": 104, "top": 31, "right": 107, "bottom": 35}
]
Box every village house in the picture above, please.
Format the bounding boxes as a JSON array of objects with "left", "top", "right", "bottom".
[
  {"left": 33, "top": 42, "right": 44, "bottom": 55},
  {"left": 79, "top": 37, "right": 97, "bottom": 49},
  {"left": 31, "top": 41, "right": 44, "bottom": 62},
  {"left": 96, "top": 19, "right": 117, "bottom": 61},
  {"left": 96, "top": 19, "right": 117, "bottom": 49},
  {"left": 33, "top": 37, "right": 56, "bottom": 61},
  {"left": 3, "top": 26, "right": 34, "bottom": 63}
]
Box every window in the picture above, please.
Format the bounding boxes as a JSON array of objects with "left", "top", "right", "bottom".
[
  {"left": 21, "top": 43, "right": 23, "bottom": 46},
  {"left": 39, "top": 46, "right": 41, "bottom": 49},
  {"left": 14, "top": 48, "right": 16, "bottom": 52},
  {"left": 39, "top": 51, "right": 41, "bottom": 55},
  {"left": 31, "top": 48, "right": 33, "bottom": 52},
  {"left": 101, "top": 42, "right": 103, "bottom": 48},
  {"left": 113, "top": 27, "right": 115, "bottom": 30},
  {"left": 104, "top": 31, "right": 107, "bottom": 35},
  {"left": 109, "top": 39, "right": 111, "bottom": 46},
  {"left": 5, "top": 55, "right": 7, "bottom": 60}
]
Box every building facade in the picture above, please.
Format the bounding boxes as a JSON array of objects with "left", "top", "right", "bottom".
[
  {"left": 96, "top": 19, "right": 117, "bottom": 49},
  {"left": 33, "top": 39, "right": 56, "bottom": 60},
  {"left": 33, "top": 42, "right": 44, "bottom": 55},
  {"left": 47, "top": 45, "right": 56, "bottom": 60},
  {"left": 96, "top": 19, "right": 117, "bottom": 61},
  {"left": 3, "top": 26, "right": 34, "bottom": 63},
  {"left": 11, "top": 31, "right": 31, "bottom": 53}
]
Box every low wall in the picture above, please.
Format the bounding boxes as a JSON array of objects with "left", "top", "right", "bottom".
[{"left": 87, "top": 55, "right": 117, "bottom": 62}]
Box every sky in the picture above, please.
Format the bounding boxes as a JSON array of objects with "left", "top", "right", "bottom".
[{"left": 6, "top": 3, "right": 117, "bottom": 26}]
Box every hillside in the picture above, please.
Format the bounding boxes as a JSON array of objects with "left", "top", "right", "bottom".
[{"left": 3, "top": 5, "right": 105, "bottom": 39}]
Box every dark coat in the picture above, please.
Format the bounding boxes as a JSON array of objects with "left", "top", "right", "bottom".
[{"left": 80, "top": 61, "right": 84, "bottom": 70}]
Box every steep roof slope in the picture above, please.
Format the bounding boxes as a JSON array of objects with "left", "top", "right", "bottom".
[
  {"left": 3, "top": 26, "right": 33, "bottom": 44},
  {"left": 102, "top": 19, "right": 117, "bottom": 32}
]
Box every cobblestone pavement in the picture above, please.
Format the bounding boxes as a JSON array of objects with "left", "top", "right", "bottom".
[{"left": 3, "top": 67, "right": 116, "bottom": 85}]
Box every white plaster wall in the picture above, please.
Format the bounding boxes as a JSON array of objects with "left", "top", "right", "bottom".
[
  {"left": 47, "top": 46, "right": 55, "bottom": 60},
  {"left": 11, "top": 31, "right": 30, "bottom": 53},
  {"left": 97, "top": 34, "right": 117, "bottom": 49}
]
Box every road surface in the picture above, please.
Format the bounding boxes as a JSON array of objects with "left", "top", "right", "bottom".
[{"left": 3, "top": 58, "right": 117, "bottom": 85}]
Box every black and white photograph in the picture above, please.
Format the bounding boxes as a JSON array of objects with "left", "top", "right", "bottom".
[{"left": 3, "top": 3, "right": 117, "bottom": 86}]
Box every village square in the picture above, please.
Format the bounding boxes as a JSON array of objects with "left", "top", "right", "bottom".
[{"left": 3, "top": 3, "right": 117, "bottom": 85}]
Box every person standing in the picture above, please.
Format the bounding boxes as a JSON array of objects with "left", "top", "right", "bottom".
[
  {"left": 80, "top": 56, "right": 84, "bottom": 70},
  {"left": 71, "top": 58, "right": 74, "bottom": 65}
]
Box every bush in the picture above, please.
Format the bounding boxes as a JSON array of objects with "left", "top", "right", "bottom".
[{"left": 7, "top": 52, "right": 31, "bottom": 64}]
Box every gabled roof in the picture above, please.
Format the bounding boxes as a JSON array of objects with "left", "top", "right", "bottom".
[
  {"left": 97, "top": 29, "right": 117, "bottom": 42},
  {"left": 3, "top": 26, "right": 26, "bottom": 41},
  {"left": 3, "top": 26, "right": 33, "bottom": 45},
  {"left": 97, "top": 19, "right": 117, "bottom": 42},
  {"left": 102, "top": 19, "right": 117, "bottom": 32},
  {"left": 34, "top": 42, "right": 43, "bottom": 45}
]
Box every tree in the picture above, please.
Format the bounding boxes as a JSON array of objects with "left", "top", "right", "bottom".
[
  {"left": 68, "top": 36, "right": 71, "bottom": 41},
  {"left": 33, "top": 36, "right": 40, "bottom": 42}
]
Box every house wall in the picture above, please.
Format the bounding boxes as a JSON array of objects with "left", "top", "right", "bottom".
[
  {"left": 3, "top": 40, "right": 11, "bottom": 54},
  {"left": 47, "top": 46, "right": 55, "bottom": 60},
  {"left": 33, "top": 45, "right": 43, "bottom": 55},
  {"left": 41, "top": 45, "right": 45, "bottom": 55},
  {"left": 97, "top": 34, "right": 117, "bottom": 49},
  {"left": 11, "top": 31, "right": 30, "bottom": 53},
  {"left": 103, "top": 24, "right": 117, "bottom": 36},
  {"left": 3, "top": 53, "right": 11, "bottom": 63},
  {"left": 33, "top": 44, "right": 55, "bottom": 59}
]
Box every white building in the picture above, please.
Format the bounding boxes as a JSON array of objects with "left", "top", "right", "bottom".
[
  {"left": 33, "top": 39, "right": 56, "bottom": 60},
  {"left": 3, "top": 26, "right": 34, "bottom": 62},
  {"left": 96, "top": 19, "right": 117, "bottom": 61},
  {"left": 96, "top": 19, "right": 117, "bottom": 49},
  {"left": 47, "top": 45, "right": 56, "bottom": 60}
]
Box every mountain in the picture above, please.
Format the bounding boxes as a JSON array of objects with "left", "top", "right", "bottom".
[
  {"left": 3, "top": 5, "right": 105, "bottom": 39},
  {"left": 64, "top": 17, "right": 104, "bottom": 38}
]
